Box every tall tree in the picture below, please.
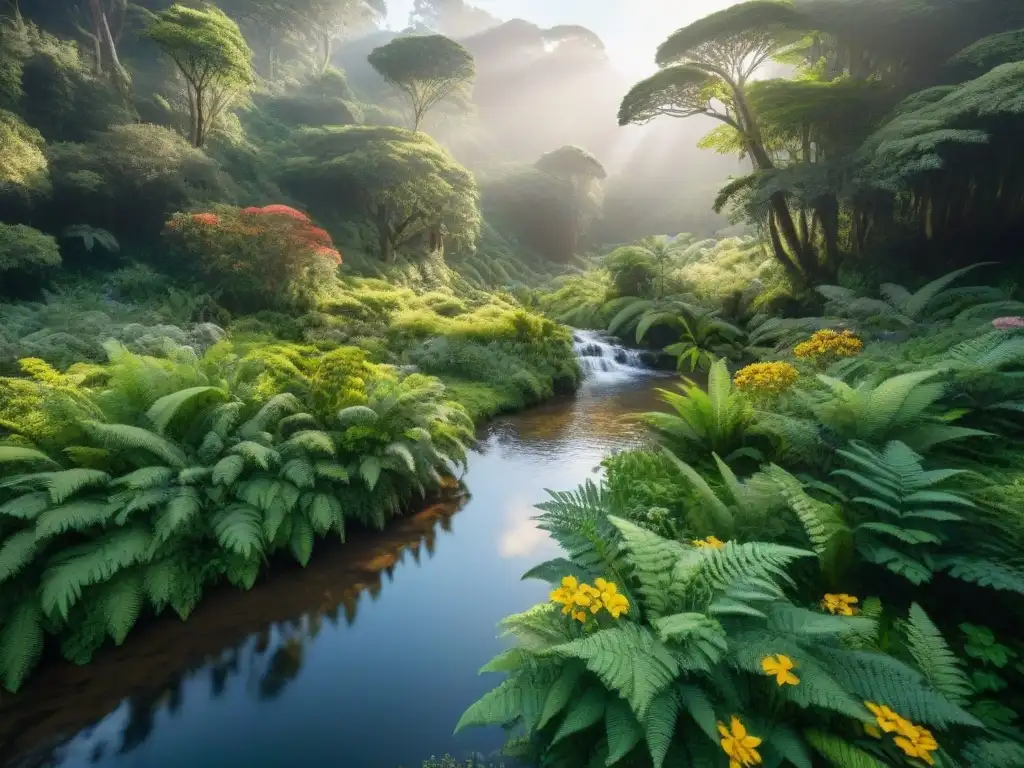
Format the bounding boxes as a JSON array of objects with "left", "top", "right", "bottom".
[
  {"left": 534, "top": 145, "right": 606, "bottom": 260},
  {"left": 145, "top": 4, "right": 254, "bottom": 148},
  {"left": 280, "top": 125, "right": 481, "bottom": 263},
  {"left": 367, "top": 33, "right": 475, "bottom": 131},
  {"left": 618, "top": 1, "right": 820, "bottom": 280}
]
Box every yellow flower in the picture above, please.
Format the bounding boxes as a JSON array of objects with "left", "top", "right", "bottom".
[
  {"left": 821, "top": 593, "right": 859, "bottom": 616},
  {"left": 893, "top": 720, "right": 938, "bottom": 764},
  {"left": 864, "top": 701, "right": 906, "bottom": 734},
  {"left": 760, "top": 654, "right": 799, "bottom": 686},
  {"left": 794, "top": 329, "right": 863, "bottom": 361},
  {"left": 693, "top": 536, "right": 726, "bottom": 549},
  {"left": 717, "top": 716, "right": 762, "bottom": 766},
  {"left": 863, "top": 723, "right": 881, "bottom": 739},
  {"left": 733, "top": 362, "right": 799, "bottom": 397},
  {"left": 550, "top": 576, "right": 629, "bottom": 621}
]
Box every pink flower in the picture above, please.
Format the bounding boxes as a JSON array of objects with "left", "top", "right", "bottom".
[{"left": 992, "top": 317, "right": 1024, "bottom": 330}]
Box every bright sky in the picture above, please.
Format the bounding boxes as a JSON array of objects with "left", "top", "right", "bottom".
[{"left": 385, "top": 0, "right": 740, "bottom": 76}]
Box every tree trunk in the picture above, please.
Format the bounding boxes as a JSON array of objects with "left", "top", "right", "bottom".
[
  {"left": 194, "top": 88, "right": 206, "bottom": 148},
  {"left": 320, "top": 34, "right": 333, "bottom": 75}
]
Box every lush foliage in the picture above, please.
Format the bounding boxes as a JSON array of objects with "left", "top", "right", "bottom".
[
  {"left": 163, "top": 204, "right": 341, "bottom": 312},
  {"left": 461, "top": 263, "right": 1024, "bottom": 765}
]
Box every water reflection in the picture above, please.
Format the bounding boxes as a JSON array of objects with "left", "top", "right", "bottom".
[{"left": 0, "top": 372, "right": 670, "bottom": 768}]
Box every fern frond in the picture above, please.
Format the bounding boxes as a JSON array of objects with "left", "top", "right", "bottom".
[
  {"left": 84, "top": 422, "right": 187, "bottom": 468},
  {"left": 44, "top": 468, "right": 110, "bottom": 504},
  {"left": 35, "top": 500, "right": 117, "bottom": 540},
  {"left": 146, "top": 386, "right": 227, "bottom": 434},
  {"left": 110, "top": 466, "right": 175, "bottom": 490},
  {"left": 0, "top": 600, "right": 44, "bottom": 693},
  {"left": 99, "top": 573, "right": 144, "bottom": 644},
  {"left": 40, "top": 527, "right": 153, "bottom": 619},
  {"left": 900, "top": 603, "right": 973, "bottom": 705},
  {"left": 0, "top": 530, "right": 37, "bottom": 584},
  {"left": 548, "top": 623, "right": 679, "bottom": 720},
  {"left": 0, "top": 446, "right": 59, "bottom": 467},
  {"left": 212, "top": 505, "right": 264, "bottom": 558},
  {"left": 804, "top": 730, "right": 888, "bottom": 768},
  {"left": 551, "top": 685, "right": 606, "bottom": 744}
]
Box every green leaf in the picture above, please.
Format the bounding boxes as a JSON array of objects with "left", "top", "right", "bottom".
[
  {"left": 290, "top": 515, "right": 314, "bottom": 566},
  {"left": 551, "top": 685, "right": 606, "bottom": 744},
  {"left": 212, "top": 505, "right": 263, "bottom": 558},
  {"left": 360, "top": 456, "right": 382, "bottom": 490},
  {"left": 0, "top": 600, "right": 44, "bottom": 692},
  {"left": 0, "top": 446, "right": 58, "bottom": 466},
  {"left": 0, "top": 530, "right": 38, "bottom": 584},
  {"left": 35, "top": 500, "right": 117, "bottom": 540},
  {"left": 147, "top": 386, "right": 227, "bottom": 434},
  {"left": 212, "top": 454, "right": 246, "bottom": 486},
  {"left": 100, "top": 574, "right": 144, "bottom": 644},
  {"left": 642, "top": 689, "right": 679, "bottom": 768},
  {"left": 548, "top": 623, "right": 679, "bottom": 720},
  {"left": 804, "top": 729, "right": 888, "bottom": 768},
  {"left": 604, "top": 696, "right": 643, "bottom": 765},
  {"left": 40, "top": 527, "right": 153, "bottom": 619},
  {"left": 45, "top": 468, "right": 110, "bottom": 504}
]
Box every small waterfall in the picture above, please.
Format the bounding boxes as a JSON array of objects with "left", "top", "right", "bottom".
[{"left": 572, "top": 329, "right": 648, "bottom": 379}]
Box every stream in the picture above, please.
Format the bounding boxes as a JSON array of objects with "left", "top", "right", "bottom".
[{"left": 0, "top": 331, "right": 672, "bottom": 768}]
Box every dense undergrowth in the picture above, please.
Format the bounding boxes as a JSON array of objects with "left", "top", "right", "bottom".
[
  {"left": 0, "top": 4, "right": 581, "bottom": 694},
  {"left": 453, "top": 0, "right": 1024, "bottom": 766}
]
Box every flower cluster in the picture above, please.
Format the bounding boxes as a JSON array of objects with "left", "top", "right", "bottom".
[
  {"left": 992, "top": 316, "right": 1024, "bottom": 330},
  {"left": 760, "top": 654, "right": 799, "bottom": 686},
  {"left": 718, "top": 716, "right": 762, "bottom": 767},
  {"left": 549, "top": 576, "right": 630, "bottom": 622},
  {"left": 733, "top": 361, "right": 799, "bottom": 397},
  {"left": 794, "top": 329, "right": 863, "bottom": 360},
  {"left": 821, "top": 593, "right": 859, "bottom": 616},
  {"left": 865, "top": 702, "right": 940, "bottom": 764},
  {"left": 692, "top": 535, "right": 726, "bottom": 549}
]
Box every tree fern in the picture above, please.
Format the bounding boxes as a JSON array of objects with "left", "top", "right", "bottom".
[
  {"left": 111, "top": 466, "right": 176, "bottom": 490},
  {"left": 900, "top": 603, "right": 973, "bottom": 705}
]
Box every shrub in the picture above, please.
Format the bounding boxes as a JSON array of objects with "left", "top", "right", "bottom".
[
  {"left": 47, "top": 124, "right": 229, "bottom": 245},
  {"left": 0, "top": 223, "right": 61, "bottom": 293},
  {"left": 163, "top": 204, "right": 341, "bottom": 312},
  {"left": 733, "top": 361, "right": 799, "bottom": 398}
]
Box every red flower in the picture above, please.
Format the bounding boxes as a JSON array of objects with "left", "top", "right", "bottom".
[
  {"left": 257, "top": 204, "right": 310, "bottom": 222},
  {"left": 303, "top": 226, "right": 333, "bottom": 246},
  {"left": 240, "top": 206, "right": 263, "bottom": 215},
  {"left": 191, "top": 213, "right": 220, "bottom": 227}
]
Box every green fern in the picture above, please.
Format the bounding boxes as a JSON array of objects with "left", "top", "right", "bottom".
[
  {"left": 900, "top": 603, "right": 974, "bottom": 705},
  {"left": 0, "top": 600, "right": 45, "bottom": 693},
  {"left": 804, "top": 730, "right": 888, "bottom": 768}
]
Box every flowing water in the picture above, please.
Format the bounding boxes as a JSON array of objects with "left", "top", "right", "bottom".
[{"left": 0, "top": 331, "right": 672, "bottom": 768}]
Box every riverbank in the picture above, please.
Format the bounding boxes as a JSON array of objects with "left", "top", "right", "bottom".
[{"left": 0, "top": 360, "right": 667, "bottom": 768}]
